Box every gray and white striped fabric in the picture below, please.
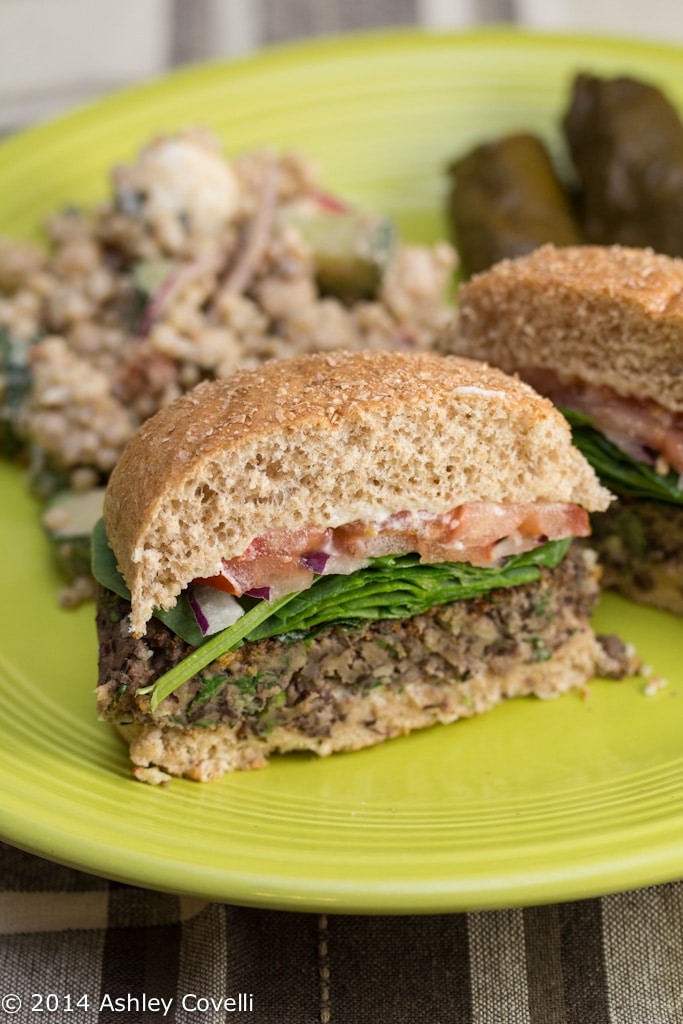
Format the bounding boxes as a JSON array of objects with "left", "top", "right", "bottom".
[
  {"left": 170, "top": 0, "right": 516, "bottom": 65},
  {"left": 3, "top": 842, "right": 683, "bottom": 1024}
]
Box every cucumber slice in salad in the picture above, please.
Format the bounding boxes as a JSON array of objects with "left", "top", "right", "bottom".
[
  {"left": 42, "top": 486, "right": 106, "bottom": 582},
  {"left": 280, "top": 200, "right": 396, "bottom": 301}
]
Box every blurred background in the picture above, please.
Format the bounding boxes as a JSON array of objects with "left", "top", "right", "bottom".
[{"left": 1, "top": 0, "right": 680, "bottom": 134}]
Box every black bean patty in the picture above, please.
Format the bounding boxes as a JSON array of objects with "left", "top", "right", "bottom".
[
  {"left": 96, "top": 545, "right": 630, "bottom": 741},
  {"left": 589, "top": 498, "right": 683, "bottom": 614}
]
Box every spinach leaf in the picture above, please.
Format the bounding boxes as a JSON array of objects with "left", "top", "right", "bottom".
[
  {"left": 245, "top": 542, "right": 570, "bottom": 641},
  {"left": 133, "top": 537, "right": 571, "bottom": 709},
  {"left": 562, "top": 407, "right": 683, "bottom": 505}
]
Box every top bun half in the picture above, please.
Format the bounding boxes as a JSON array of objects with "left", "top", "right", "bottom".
[
  {"left": 452, "top": 243, "right": 683, "bottom": 412},
  {"left": 103, "top": 349, "right": 610, "bottom": 635}
]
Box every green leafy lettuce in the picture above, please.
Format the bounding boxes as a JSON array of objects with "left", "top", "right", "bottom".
[
  {"left": 92, "top": 516, "right": 570, "bottom": 709},
  {"left": 562, "top": 407, "right": 683, "bottom": 505}
]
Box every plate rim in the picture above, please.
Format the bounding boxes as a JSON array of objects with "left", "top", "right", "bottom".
[{"left": 2, "top": 27, "right": 683, "bottom": 913}]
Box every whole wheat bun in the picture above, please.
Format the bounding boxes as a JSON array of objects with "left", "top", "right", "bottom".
[
  {"left": 450, "top": 244, "right": 683, "bottom": 412},
  {"left": 103, "top": 349, "right": 610, "bottom": 636}
]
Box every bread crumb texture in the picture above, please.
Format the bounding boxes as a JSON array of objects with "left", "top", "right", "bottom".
[
  {"left": 103, "top": 349, "right": 610, "bottom": 634},
  {"left": 452, "top": 244, "right": 683, "bottom": 411}
]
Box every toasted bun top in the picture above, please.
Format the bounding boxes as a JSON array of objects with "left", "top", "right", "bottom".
[
  {"left": 451, "top": 244, "right": 683, "bottom": 412},
  {"left": 104, "top": 349, "right": 610, "bottom": 635}
]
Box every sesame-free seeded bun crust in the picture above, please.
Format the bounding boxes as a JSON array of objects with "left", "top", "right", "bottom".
[
  {"left": 103, "top": 349, "right": 610, "bottom": 635},
  {"left": 452, "top": 244, "right": 683, "bottom": 411}
]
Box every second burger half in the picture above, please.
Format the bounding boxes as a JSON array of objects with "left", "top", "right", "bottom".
[
  {"left": 450, "top": 244, "right": 683, "bottom": 616},
  {"left": 94, "top": 349, "right": 638, "bottom": 783}
]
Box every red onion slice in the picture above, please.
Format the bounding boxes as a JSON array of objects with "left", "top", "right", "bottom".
[
  {"left": 189, "top": 584, "right": 245, "bottom": 637},
  {"left": 603, "top": 431, "right": 655, "bottom": 465},
  {"left": 300, "top": 551, "right": 330, "bottom": 574}
]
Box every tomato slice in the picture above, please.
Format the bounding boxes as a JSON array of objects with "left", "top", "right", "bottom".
[
  {"left": 194, "top": 573, "right": 239, "bottom": 595},
  {"left": 193, "top": 501, "right": 587, "bottom": 600},
  {"left": 522, "top": 367, "right": 683, "bottom": 474}
]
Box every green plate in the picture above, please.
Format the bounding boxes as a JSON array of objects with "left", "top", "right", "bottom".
[{"left": 2, "top": 29, "right": 683, "bottom": 913}]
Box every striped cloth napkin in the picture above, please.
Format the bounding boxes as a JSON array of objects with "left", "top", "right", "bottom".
[{"left": 2, "top": 841, "right": 683, "bottom": 1023}]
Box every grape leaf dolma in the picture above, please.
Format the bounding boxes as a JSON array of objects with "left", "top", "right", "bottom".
[
  {"left": 563, "top": 72, "right": 683, "bottom": 255},
  {"left": 446, "top": 132, "right": 582, "bottom": 278}
]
